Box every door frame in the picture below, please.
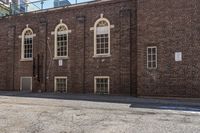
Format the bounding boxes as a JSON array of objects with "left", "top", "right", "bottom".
[{"left": 20, "top": 77, "right": 32, "bottom": 92}]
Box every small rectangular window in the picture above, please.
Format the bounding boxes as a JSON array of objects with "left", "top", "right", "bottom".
[
  {"left": 54, "top": 77, "right": 67, "bottom": 93},
  {"left": 94, "top": 76, "right": 110, "bottom": 94},
  {"left": 147, "top": 47, "right": 157, "bottom": 69}
]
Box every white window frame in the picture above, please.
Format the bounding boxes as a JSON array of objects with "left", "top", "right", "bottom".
[
  {"left": 147, "top": 46, "right": 157, "bottom": 69},
  {"left": 94, "top": 76, "right": 110, "bottom": 94},
  {"left": 20, "top": 27, "right": 35, "bottom": 61},
  {"left": 54, "top": 76, "right": 68, "bottom": 92},
  {"left": 93, "top": 18, "right": 111, "bottom": 57},
  {"left": 20, "top": 77, "right": 32, "bottom": 92},
  {"left": 54, "top": 23, "right": 69, "bottom": 59}
]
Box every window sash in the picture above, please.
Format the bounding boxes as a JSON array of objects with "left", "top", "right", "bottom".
[
  {"left": 147, "top": 47, "right": 157, "bottom": 69},
  {"left": 55, "top": 77, "right": 67, "bottom": 92},
  {"left": 56, "top": 33, "right": 68, "bottom": 57},
  {"left": 23, "top": 37, "right": 33, "bottom": 59},
  {"left": 95, "top": 77, "right": 109, "bottom": 94},
  {"left": 96, "top": 34, "right": 109, "bottom": 54}
]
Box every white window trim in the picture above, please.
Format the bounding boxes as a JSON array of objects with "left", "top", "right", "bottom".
[
  {"left": 94, "top": 76, "right": 110, "bottom": 94},
  {"left": 147, "top": 46, "right": 157, "bottom": 69},
  {"left": 20, "top": 26, "right": 35, "bottom": 61},
  {"left": 93, "top": 17, "right": 111, "bottom": 57},
  {"left": 20, "top": 77, "right": 32, "bottom": 92},
  {"left": 53, "top": 21, "right": 71, "bottom": 59},
  {"left": 54, "top": 76, "right": 68, "bottom": 92}
]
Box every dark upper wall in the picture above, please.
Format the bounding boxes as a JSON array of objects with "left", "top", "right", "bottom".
[{"left": 137, "top": 0, "right": 200, "bottom": 97}]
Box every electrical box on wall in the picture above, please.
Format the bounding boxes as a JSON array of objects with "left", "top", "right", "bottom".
[
  {"left": 175, "top": 52, "right": 182, "bottom": 62},
  {"left": 58, "top": 59, "right": 63, "bottom": 66}
]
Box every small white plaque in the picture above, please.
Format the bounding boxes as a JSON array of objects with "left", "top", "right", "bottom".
[
  {"left": 175, "top": 52, "right": 182, "bottom": 62},
  {"left": 58, "top": 59, "right": 63, "bottom": 66}
]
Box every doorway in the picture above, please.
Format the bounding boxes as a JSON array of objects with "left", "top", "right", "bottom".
[{"left": 20, "top": 77, "right": 32, "bottom": 92}]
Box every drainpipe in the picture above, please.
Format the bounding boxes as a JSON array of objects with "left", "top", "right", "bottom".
[
  {"left": 135, "top": 0, "right": 138, "bottom": 97},
  {"left": 44, "top": 20, "right": 48, "bottom": 92},
  {"left": 129, "top": 9, "right": 132, "bottom": 96},
  {"left": 83, "top": 16, "right": 86, "bottom": 93},
  {"left": 12, "top": 25, "right": 16, "bottom": 91}
]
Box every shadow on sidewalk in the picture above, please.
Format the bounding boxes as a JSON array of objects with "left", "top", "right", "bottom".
[{"left": 0, "top": 91, "right": 200, "bottom": 112}]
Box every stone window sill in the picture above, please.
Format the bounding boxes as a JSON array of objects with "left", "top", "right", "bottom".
[
  {"left": 93, "top": 54, "right": 111, "bottom": 58},
  {"left": 20, "top": 58, "right": 33, "bottom": 62},
  {"left": 53, "top": 57, "right": 69, "bottom": 60}
]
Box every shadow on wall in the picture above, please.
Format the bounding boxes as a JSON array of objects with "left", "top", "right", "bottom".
[{"left": 0, "top": 91, "right": 200, "bottom": 112}]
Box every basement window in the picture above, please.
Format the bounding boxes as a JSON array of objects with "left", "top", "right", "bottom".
[
  {"left": 54, "top": 77, "right": 67, "bottom": 93},
  {"left": 94, "top": 76, "right": 110, "bottom": 95},
  {"left": 147, "top": 46, "right": 157, "bottom": 69}
]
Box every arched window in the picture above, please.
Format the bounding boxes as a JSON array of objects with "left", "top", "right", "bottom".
[
  {"left": 54, "top": 23, "right": 68, "bottom": 58},
  {"left": 94, "top": 18, "right": 110, "bottom": 56},
  {"left": 21, "top": 28, "right": 33, "bottom": 60}
]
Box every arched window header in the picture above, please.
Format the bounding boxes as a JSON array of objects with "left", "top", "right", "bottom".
[
  {"left": 57, "top": 25, "right": 67, "bottom": 32},
  {"left": 90, "top": 14, "right": 115, "bottom": 31},
  {"left": 19, "top": 25, "right": 36, "bottom": 39},
  {"left": 51, "top": 19, "right": 72, "bottom": 35},
  {"left": 55, "top": 24, "right": 68, "bottom": 35},
  {"left": 23, "top": 28, "right": 33, "bottom": 38},
  {"left": 94, "top": 18, "right": 110, "bottom": 28},
  {"left": 55, "top": 23, "right": 68, "bottom": 31}
]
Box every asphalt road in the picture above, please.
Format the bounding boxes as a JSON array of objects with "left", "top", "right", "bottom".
[{"left": 0, "top": 93, "right": 200, "bottom": 133}]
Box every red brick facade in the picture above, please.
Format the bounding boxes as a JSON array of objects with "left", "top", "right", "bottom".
[
  {"left": 0, "top": 0, "right": 200, "bottom": 98},
  {"left": 137, "top": 0, "right": 200, "bottom": 98}
]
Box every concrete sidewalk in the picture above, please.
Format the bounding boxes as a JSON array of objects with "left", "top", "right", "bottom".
[{"left": 0, "top": 91, "right": 199, "bottom": 111}]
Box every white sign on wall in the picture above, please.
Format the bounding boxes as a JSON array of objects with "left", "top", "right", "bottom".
[
  {"left": 58, "top": 59, "right": 63, "bottom": 66},
  {"left": 175, "top": 52, "right": 182, "bottom": 62}
]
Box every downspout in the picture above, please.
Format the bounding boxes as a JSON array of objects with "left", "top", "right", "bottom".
[
  {"left": 44, "top": 20, "right": 48, "bottom": 92},
  {"left": 12, "top": 25, "right": 16, "bottom": 91},
  {"left": 83, "top": 16, "right": 86, "bottom": 93},
  {"left": 135, "top": 0, "right": 138, "bottom": 97},
  {"left": 129, "top": 9, "right": 132, "bottom": 96}
]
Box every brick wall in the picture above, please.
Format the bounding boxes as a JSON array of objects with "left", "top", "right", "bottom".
[
  {"left": 137, "top": 0, "right": 200, "bottom": 98},
  {"left": 2, "top": 0, "right": 199, "bottom": 98},
  {"left": 0, "top": 0, "right": 137, "bottom": 95}
]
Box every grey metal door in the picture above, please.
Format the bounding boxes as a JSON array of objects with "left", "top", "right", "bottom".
[{"left": 21, "top": 77, "right": 32, "bottom": 92}]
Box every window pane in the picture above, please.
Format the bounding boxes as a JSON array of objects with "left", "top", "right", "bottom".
[
  {"left": 152, "top": 48, "right": 156, "bottom": 54},
  {"left": 23, "top": 37, "right": 33, "bottom": 59},
  {"left": 56, "top": 78, "right": 67, "bottom": 93},
  {"left": 57, "top": 32, "right": 68, "bottom": 57},
  {"left": 95, "top": 78, "right": 109, "bottom": 94},
  {"left": 147, "top": 47, "right": 157, "bottom": 69},
  {"left": 96, "top": 34, "right": 109, "bottom": 54}
]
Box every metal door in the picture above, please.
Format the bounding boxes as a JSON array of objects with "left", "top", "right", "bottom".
[{"left": 21, "top": 77, "right": 32, "bottom": 92}]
